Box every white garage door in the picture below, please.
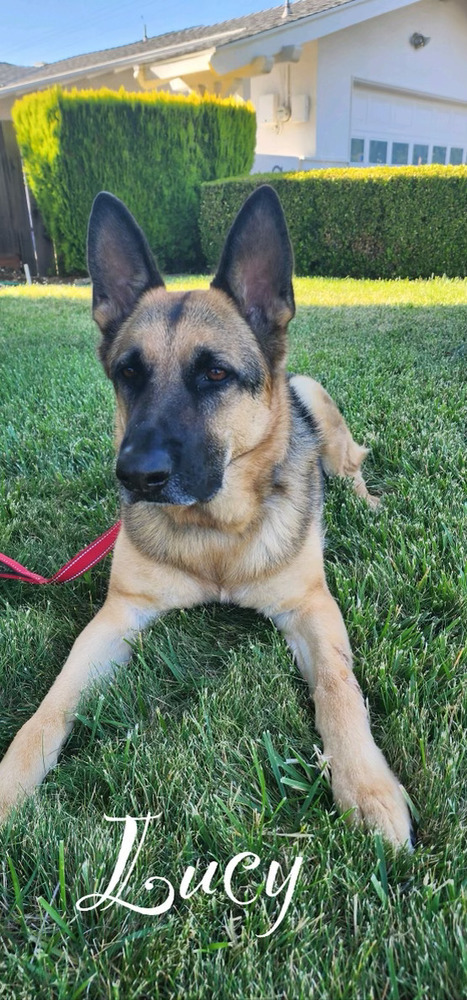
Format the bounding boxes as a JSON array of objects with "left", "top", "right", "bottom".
[{"left": 350, "top": 82, "right": 467, "bottom": 166}]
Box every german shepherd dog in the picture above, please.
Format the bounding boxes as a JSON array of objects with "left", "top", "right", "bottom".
[{"left": 0, "top": 186, "right": 413, "bottom": 848}]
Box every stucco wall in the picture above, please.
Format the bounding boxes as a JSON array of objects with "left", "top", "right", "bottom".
[
  {"left": 250, "top": 0, "right": 467, "bottom": 170},
  {"left": 250, "top": 39, "right": 317, "bottom": 172},
  {"left": 316, "top": 0, "right": 467, "bottom": 164}
]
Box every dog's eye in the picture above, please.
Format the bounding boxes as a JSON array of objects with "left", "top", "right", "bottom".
[
  {"left": 121, "top": 367, "right": 136, "bottom": 380},
  {"left": 206, "top": 367, "right": 228, "bottom": 382}
]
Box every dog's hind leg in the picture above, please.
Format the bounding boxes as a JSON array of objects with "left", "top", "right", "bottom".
[{"left": 290, "top": 375, "right": 380, "bottom": 508}]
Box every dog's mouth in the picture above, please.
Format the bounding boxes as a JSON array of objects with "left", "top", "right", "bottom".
[
  {"left": 120, "top": 485, "right": 196, "bottom": 507},
  {"left": 119, "top": 478, "right": 220, "bottom": 507}
]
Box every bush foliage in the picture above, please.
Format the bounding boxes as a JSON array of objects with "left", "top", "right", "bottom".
[
  {"left": 200, "top": 166, "right": 467, "bottom": 278},
  {"left": 13, "top": 86, "right": 256, "bottom": 273}
]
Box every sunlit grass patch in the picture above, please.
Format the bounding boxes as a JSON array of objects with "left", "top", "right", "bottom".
[{"left": 2, "top": 272, "right": 467, "bottom": 306}]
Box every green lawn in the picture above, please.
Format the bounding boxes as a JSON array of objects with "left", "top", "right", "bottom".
[{"left": 0, "top": 278, "right": 465, "bottom": 999}]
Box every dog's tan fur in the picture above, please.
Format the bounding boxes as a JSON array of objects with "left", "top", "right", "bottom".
[{"left": 0, "top": 188, "right": 412, "bottom": 847}]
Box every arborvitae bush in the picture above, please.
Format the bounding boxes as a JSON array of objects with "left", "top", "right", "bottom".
[
  {"left": 200, "top": 166, "right": 467, "bottom": 279},
  {"left": 13, "top": 86, "right": 256, "bottom": 274}
]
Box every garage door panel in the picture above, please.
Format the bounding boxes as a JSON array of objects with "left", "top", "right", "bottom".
[{"left": 351, "top": 83, "right": 467, "bottom": 165}]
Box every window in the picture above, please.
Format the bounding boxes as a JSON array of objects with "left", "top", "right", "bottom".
[
  {"left": 369, "top": 140, "right": 387, "bottom": 164},
  {"left": 392, "top": 142, "right": 409, "bottom": 165},
  {"left": 350, "top": 138, "right": 365, "bottom": 163},
  {"left": 349, "top": 138, "right": 465, "bottom": 169},
  {"left": 450, "top": 147, "right": 463, "bottom": 165},
  {"left": 413, "top": 144, "right": 428, "bottom": 165},
  {"left": 432, "top": 146, "right": 447, "bottom": 165}
]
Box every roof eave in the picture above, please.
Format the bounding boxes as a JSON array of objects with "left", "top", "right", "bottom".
[
  {"left": 1, "top": 0, "right": 422, "bottom": 98},
  {"left": 0, "top": 26, "right": 244, "bottom": 97}
]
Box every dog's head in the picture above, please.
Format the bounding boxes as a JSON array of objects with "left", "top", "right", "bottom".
[{"left": 87, "top": 185, "right": 295, "bottom": 507}]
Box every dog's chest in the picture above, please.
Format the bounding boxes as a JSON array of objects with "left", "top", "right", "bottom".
[{"left": 123, "top": 445, "right": 322, "bottom": 594}]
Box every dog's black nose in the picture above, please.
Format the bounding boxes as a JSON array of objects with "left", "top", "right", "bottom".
[{"left": 116, "top": 445, "right": 173, "bottom": 493}]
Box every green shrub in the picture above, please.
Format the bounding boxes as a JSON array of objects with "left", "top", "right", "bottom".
[
  {"left": 13, "top": 87, "right": 256, "bottom": 274},
  {"left": 200, "top": 166, "right": 467, "bottom": 278}
]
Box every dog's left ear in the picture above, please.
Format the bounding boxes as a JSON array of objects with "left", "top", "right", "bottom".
[
  {"left": 211, "top": 185, "right": 295, "bottom": 368},
  {"left": 87, "top": 192, "right": 164, "bottom": 341}
]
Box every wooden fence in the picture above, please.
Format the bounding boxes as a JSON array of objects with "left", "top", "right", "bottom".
[{"left": 0, "top": 121, "right": 54, "bottom": 276}]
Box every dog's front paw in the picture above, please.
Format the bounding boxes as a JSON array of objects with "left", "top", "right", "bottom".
[
  {"left": 0, "top": 795, "right": 16, "bottom": 827},
  {"left": 365, "top": 491, "right": 381, "bottom": 510},
  {"left": 0, "top": 754, "right": 28, "bottom": 826},
  {"left": 0, "top": 773, "right": 24, "bottom": 827},
  {"left": 0, "top": 720, "right": 48, "bottom": 826},
  {"left": 331, "top": 752, "right": 414, "bottom": 850}
]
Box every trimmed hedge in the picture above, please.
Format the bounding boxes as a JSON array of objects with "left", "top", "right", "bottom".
[
  {"left": 13, "top": 87, "right": 255, "bottom": 274},
  {"left": 200, "top": 166, "right": 467, "bottom": 279}
]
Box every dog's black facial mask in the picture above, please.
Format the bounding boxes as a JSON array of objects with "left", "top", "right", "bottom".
[
  {"left": 112, "top": 349, "right": 229, "bottom": 506},
  {"left": 87, "top": 187, "right": 294, "bottom": 506}
]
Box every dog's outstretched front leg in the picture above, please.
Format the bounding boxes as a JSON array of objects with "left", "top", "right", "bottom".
[
  {"left": 272, "top": 582, "right": 413, "bottom": 849},
  {"left": 0, "top": 591, "right": 155, "bottom": 824},
  {"left": 0, "top": 525, "right": 209, "bottom": 825}
]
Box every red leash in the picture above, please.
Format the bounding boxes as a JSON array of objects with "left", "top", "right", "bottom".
[{"left": 0, "top": 521, "right": 121, "bottom": 584}]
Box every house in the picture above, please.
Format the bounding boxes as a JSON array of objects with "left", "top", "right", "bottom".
[{"left": 1, "top": 0, "right": 467, "bottom": 172}]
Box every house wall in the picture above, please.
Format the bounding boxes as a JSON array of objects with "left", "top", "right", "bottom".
[
  {"left": 241, "top": 0, "right": 467, "bottom": 173},
  {"left": 250, "top": 40, "right": 318, "bottom": 173},
  {"left": 316, "top": 0, "right": 467, "bottom": 165}
]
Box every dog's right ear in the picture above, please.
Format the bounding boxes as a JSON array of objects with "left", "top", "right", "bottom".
[{"left": 87, "top": 192, "right": 164, "bottom": 340}]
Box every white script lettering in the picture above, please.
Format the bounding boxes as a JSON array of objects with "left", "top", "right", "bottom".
[{"left": 75, "top": 814, "right": 303, "bottom": 937}]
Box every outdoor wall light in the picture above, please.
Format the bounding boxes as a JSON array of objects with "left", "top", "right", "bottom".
[{"left": 409, "top": 32, "right": 431, "bottom": 49}]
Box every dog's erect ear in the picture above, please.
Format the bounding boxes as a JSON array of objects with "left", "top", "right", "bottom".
[
  {"left": 87, "top": 192, "right": 164, "bottom": 339},
  {"left": 211, "top": 185, "right": 295, "bottom": 368}
]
